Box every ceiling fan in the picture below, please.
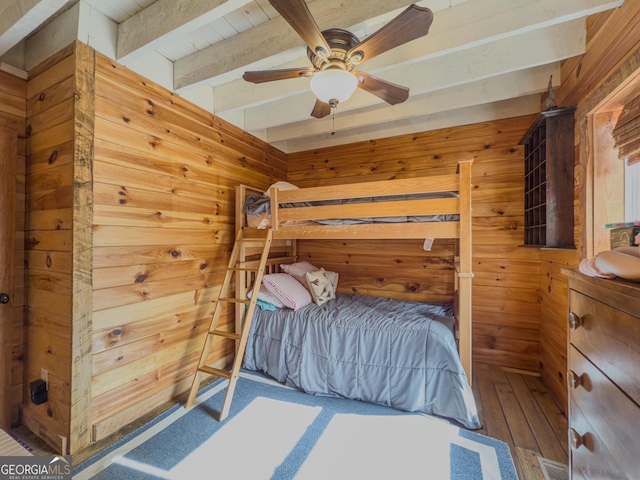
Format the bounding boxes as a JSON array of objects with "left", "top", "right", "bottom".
[{"left": 243, "top": 1, "right": 434, "bottom": 119}]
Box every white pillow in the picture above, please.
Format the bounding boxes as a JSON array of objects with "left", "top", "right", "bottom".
[
  {"left": 324, "top": 270, "right": 339, "bottom": 290},
  {"left": 262, "top": 273, "right": 312, "bottom": 311},
  {"left": 247, "top": 284, "right": 285, "bottom": 308},
  {"left": 263, "top": 181, "right": 298, "bottom": 196}
]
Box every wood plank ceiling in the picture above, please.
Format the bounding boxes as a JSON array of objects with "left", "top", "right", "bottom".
[{"left": 0, "top": 0, "right": 625, "bottom": 152}]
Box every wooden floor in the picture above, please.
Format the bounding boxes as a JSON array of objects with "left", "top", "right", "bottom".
[
  {"left": 12, "top": 364, "right": 568, "bottom": 478},
  {"left": 473, "top": 363, "right": 569, "bottom": 480}
]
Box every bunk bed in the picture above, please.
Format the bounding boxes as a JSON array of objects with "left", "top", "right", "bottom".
[{"left": 234, "top": 160, "right": 476, "bottom": 427}]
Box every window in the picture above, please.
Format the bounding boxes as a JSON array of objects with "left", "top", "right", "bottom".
[{"left": 626, "top": 160, "right": 640, "bottom": 222}]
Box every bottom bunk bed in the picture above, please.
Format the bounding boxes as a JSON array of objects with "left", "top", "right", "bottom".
[
  {"left": 234, "top": 162, "right": 475, "bottom": 427},
  {"left": 243, "top": 290, "right": 480, "bottom": 429}
]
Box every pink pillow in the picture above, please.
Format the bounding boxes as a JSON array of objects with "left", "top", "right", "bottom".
[
  {"left": 262, "top": 273, "right": 312, "bottom": 311},
  {"left": 280, "top": 261, "right": 319, "bottom": 289}
]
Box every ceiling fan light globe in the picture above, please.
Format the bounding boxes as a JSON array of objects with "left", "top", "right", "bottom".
[{"left": 310, "top": 69, "right": 358, "bottom": 104}]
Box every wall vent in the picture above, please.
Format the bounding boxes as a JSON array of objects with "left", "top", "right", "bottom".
[{"left": 538, "top": 456, "right": 569, "bottom": 480}]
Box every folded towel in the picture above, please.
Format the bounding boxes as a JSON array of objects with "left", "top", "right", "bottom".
[{"left": 579, "top": 257, "right": 616, "bottom": 279}]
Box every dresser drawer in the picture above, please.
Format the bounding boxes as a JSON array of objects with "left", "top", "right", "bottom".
[
  {"left": 569, "top": 346, "right": 640, "bottom": 478},
  {"left": 569, "top": 398, "right": 624, "bottom": 480},
  {"left": 569, "top": 289, "right": 640, "bottom": 405}
]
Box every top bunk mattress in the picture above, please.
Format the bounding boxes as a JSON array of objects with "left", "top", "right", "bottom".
[{"left": 244, "top": 191, "right": 460, "bottom": 227}]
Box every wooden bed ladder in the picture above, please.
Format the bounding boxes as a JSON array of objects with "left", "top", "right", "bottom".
[{"left": 185, "top": 227, "right": 273, "bottom": 421}]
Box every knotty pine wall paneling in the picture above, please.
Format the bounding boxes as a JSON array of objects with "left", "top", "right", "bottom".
[
  {"left": 288, "top": 117, "right": 542, "bottom": 372},
  {"left": 542, "top": 1, "right": 640, "bottom": 413},
  {"left": 90, "top": 52, "right": 286, "bottom": 440},
  {"left": 21, "top": 42, "right": 286, "bottom": 452},
  {"left": 539, "top": 248, "right": 578, "bottom": 415},
  {"left": 24, "top": 43, "right": 76, "bottom": 453},
  {"left": 0, "top": 70, "right": 26, "bottom": 427}
]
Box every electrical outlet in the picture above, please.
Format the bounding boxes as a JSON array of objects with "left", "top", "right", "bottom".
[{"left": 41, "top": 368, "right": 48, "bottom": 390}]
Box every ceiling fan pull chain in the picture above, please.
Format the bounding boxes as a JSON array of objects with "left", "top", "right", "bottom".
[{"left": 331, "top": 107, "right": 336, "bottom": 136}]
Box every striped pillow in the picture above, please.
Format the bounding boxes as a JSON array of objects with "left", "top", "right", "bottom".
[
  {"left": 280, "top": 261, "right": 319, "bottom": 289},
  {"left": 262, "top": 273, "right": 312, "bottom": 311},
  {"left": 247, "top": 284, "right": 285, "bottom": 308}
]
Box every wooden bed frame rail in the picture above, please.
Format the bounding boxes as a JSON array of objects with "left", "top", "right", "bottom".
[{"left": 234, "top": 159, "right": 473, "bottom": 381}]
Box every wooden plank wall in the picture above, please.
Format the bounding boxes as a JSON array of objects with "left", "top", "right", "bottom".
[
  {"left": 18, "top": 41, "right": 286, "bottom": 453},
  {"left": 0, "top": 70, "right": 26, "bottom": 426},
  {"left": 288, "top": 117, "right": 542, "bottom": 372},
  {"left": 89, "top": 51, "right": 286, "bottom": 441},
  {"left": 539, "top": 249, "right": 578, "bottom": 415},
  {"left": 23, "top": 44, "right": 76, "bottom": 451},
  {"left": 539, "top": 1, "right": 640, "bottom": 414}
]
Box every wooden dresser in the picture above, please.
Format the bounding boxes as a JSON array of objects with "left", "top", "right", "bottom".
[{"left": 564, "top": 270, "right": 640, "bottom": 479}]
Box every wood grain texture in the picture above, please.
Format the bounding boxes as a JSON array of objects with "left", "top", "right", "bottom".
[
  {"left": 472, "top": 364, "right": 568, "bottom": 480},
  {"left": 289, "top": 115, "right": 542, "bottom": 372},
  {"left": 24, "top": 44, "right": 76, "bottom": 455},
  {"left": 0, "top": 118, "right": 18, "bottom": 429},
  {"left": 546, "top": 1, "right": 640, "bottom": 418},
  {"left": 0, "top": 71, "right": 26, "bottom": 428},
  {"left": 19, "top": 41, "right": 287, "bottom": 448},
  {"left": 69, "top": 41, "right": 94, "bottom": 454},
  {"left": 539, "top": 249, "right": 578, "bottom": 414},
  {"left": 88, "top": 49, "right": 286, "bottom": 434},
  {"left": 556, "top": 0, "right": 640, "bottom": 110},
  {"left": 567, "top": 271, "right": 640, "bottom": 479},
  {"left": 242, "top": 168, "right": 467, "bottom": 403}
]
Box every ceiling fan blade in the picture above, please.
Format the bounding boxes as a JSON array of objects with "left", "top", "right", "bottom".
[
  {"left": 243, "top": 67, "right": 315, "bottom": 84},
  {"left": 311, "top": 99, "right": 332, "bottom": 118},
  {"left": 356, "top": 71, "right": 409, "bottom": 105},
  {"left": 347, "top": 5, "right": 433, "bottom": 64},
  {"left": 269, "top": 0, "right": 332, "bottom": 56}
]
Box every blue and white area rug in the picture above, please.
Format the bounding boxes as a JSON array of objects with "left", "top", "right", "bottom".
[{"left": 73, "top": 372, "right": 517, "bottom": 479}]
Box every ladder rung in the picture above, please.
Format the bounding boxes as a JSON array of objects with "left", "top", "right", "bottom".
[
  {"left": 210, "top": 330, "right": 241, "bottom": 340},
  {"left": 198, "top": 366, "right": 231, "bottom": 379},
  {"left": 238, "top": 237, "right": 268, "bottom": 243},
  {"left": 218, "top": 297, "right": 250, "bottom": 304},
  {"left": 185, "top": 227, "right": 272, "bottom": 417},
  {"left": 240, "top": 230, "right": 271, "bottom": 240}
]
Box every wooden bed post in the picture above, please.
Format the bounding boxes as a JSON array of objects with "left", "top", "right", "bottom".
[
  {"left": 235, "top": 186, "right": 247, "bottom": 344},
  {"left": 457, "top": 159, "right": 474, "bottom": 384},
  {"left": 269, "top": 187, "right": 279, "bottom": 232}
]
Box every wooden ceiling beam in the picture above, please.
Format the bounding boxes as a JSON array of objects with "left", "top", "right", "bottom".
[
  {"left": 0, "top": 0, "right": 68, "bottom": 56},
  {"left": 265, "top": 64, "right": 561, "bottom": 143},
  {"left": 116, "top": 0, "right": 255, "bottom": 64},
  {"left": 173, "top": 0, "right": 423, "bottom": 90},
  {"left": 209, "top": 0, "right": 619, "bottom": 114},
  {"left": 241, "top": 21, "right": 584, "bottom": 131},
  {"left": 175, "top": 0, "right": 620, "bottom": 92},
  {"left": 282, "top": 95, "right": 542, "bottom": 153}
]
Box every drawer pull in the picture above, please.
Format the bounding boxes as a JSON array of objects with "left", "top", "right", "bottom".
[
  {"left": 568, "top": 370, "right": 582, "bottom": 389},
  {"left": 568, "top": 312, "right": 582, "bottom": 330},
  {"left": 570, "top": 428, "right": 585, "bottom": 449}
]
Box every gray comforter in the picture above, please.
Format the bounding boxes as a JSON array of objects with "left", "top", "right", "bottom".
[{"left": 243, "top": 294, "right": 481, "bottom": 429}]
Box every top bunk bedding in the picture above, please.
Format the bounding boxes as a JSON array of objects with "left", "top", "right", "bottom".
[
  {"left": 244, "top": 190, "right": 460, "bottom": 226},
  {"left": 239, "top": 160, "right": 472, "bottom": 240}
]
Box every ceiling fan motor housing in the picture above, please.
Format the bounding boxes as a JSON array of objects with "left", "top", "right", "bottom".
[{"left": 307, "top": 28, "right": 361, "bottom": 70}]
